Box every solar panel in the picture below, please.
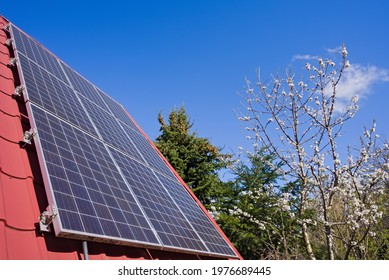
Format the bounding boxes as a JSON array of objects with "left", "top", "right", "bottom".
[
  {"left": 80, "top": 95, "right": 148, "bottom": 163},
  {"left": 110, "top": 148, "right": 208, "bottom": 251},
  {"left": 119, "top": 124, "right": 177, "bottom": 179},
  {"left": 81, "top": 95, "right": 176, "bottom": 179},
  {"left": 11, "top": 26, "right": 68, "bottom": 82},
  {"left": 17, "top": 53, "right": 98, "bottom": 136},
  {"left": 157, "top": 175, "right": 236, "bottom": 256},
  {"left": 60, "top": 61, "right": 110, "bottom": 111},
  {"left": 95, "top": 88, "right": 139, "bottom": 131},
  {"left": 10, "top": 23, "right": 238, "bottom": 258},
  {"left": 30, "top": 105, "right": 160, "bottom": 245}
]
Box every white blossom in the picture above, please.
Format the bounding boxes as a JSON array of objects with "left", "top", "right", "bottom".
[
  {"left": 288, "top": 78, "right": 294, "bottom": 88},
  {"left": 327, "top": 60, "right": 335, "bottom": 67},
  {"left": 318, "top": 58, "right": 324, "bottom": 68},
  {"left": 342, "top": 45, "right": 348, "bottom": 57},
  {"left": 237, "top": 45, "right": 387, "bottom": 259},
  {"left": 239, "top": 116, "right": 251, "bottom": 121}
]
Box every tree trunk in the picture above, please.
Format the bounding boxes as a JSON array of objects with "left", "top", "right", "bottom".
[
  {"left": 302, "top": 222, "right": 316, "bottom": 260},
  {"left": 324, "top": 224, "right": 334, "bottom": 260},
  {"left": 300, "top": 184, "right": 315, "bottom": 260}
]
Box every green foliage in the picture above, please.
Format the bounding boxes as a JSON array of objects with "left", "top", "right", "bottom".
[
  {"left": 215, "top": 150, "right": 305, "bottom": 259},
  {"left": 154, "top": 106, "right": 389, "bottom": 260},
  {"left": 155, "top": 106, "right": 229, "bottom": 207},
  {"left": 354, "top": 187, "right": 389, "bottom": 260}
]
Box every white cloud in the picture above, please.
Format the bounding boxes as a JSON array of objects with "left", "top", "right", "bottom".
[
  {"left": 292, "top": 54, "right": 317, "bottom": 61},
  {"left": 292, "top": 46, "right": 345, "bottom": 62},
  {"left": 325, "top": 46, "right": 342, "bottom": 54},
  {"left": 291, "top": 47, "right": 389, "bottom": 112},
  {"left": 332, "top": 64, "right": 389, "bottom": 112}
]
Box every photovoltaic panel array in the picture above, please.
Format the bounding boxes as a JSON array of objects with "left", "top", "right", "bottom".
[
  {"left": 60, "top": 61, "right": 110, "bottom": 111},
  {"left": 10, "top": 23, "right": 237, "bottom": 257},
  {"left": 110, "top": 148, "right": 207, "bottom": 251},
  {"left": 17, "top": 53, "right": 97, "bottom": 136},
  {"left": 95, "top": 88, "right": 139, "bottom": 131},
  {"left": 31, "top": 105, "right": 159, "bottom": 244},
  {"left": 157, "top": 175, "right": 236, "bottom": 256},
  {"left": 11, "top": 25, "right": 67, "bottom": 82}
]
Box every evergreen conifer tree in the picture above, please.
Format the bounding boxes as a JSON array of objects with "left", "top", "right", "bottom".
[{"left": 155, "top": 106, "right": 229, "bottom": 208}]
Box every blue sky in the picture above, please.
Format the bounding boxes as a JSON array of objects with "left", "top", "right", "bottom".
[{"left": 2, "top": 1, "right": 388, "bottom": 170}]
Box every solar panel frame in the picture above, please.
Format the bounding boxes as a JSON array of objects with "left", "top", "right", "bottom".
[{"left": 9, "top": 23, "right": 239, "bottom": 258}]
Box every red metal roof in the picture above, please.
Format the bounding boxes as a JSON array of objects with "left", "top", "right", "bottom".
[{"left": 0, "top": 16, "right": 241, "bottom": 260}]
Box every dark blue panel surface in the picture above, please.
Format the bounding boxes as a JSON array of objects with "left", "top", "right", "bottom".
[
  {"left": 18, "top": 53, "right": 98, "bottom": 136},
  {"left": 11, "top": 26, "right": 68, "bottom": 82},
  {"left": 95, "top": 88, "right": 139, "bottom": 131},
  {"left": 110, "top": 148, "right": 208, "bottom": 252},
  {"left": 119, "top": 124, "right": 176, "bottom": 179},
  {"left": 82, "top": 95, "right": 175, "bottom": 179},
  {"left": 80, "top": 96, "right": 146, "bottom": 163},
  {"left": 32, "top": 105, "right": 159, "bottom": 245},
  {"left": 157, "top": 175, "right": 235, "bottom": 256},
  {"left": 60, "top": 61, "right": 109, "bottom": 111}
]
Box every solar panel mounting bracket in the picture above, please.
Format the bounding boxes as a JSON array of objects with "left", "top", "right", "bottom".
[
  {"left": 39, "top": 206, "right": 58, "bottom": 232},
  {"left": 8, "top": 57, "right": 18, "bottom": 67},
  {"left": 2, "top": 23, "right": 10, "bottom": 32},
  {"left": 4, "top": 38, "right": 13, "bottom": 47},
  {"left": 14, "top": 85, "right": 25, "bottom": 98},
  {"left": 22, "top": 129, "right": 36, "bottom": 145}
]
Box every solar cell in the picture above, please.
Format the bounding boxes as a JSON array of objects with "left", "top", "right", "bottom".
[{"left": 10, "top": 23, "right": 238, "bottom": 258}]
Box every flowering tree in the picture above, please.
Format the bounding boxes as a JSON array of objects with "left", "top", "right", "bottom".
[
  {"left": 213, "top": 149, "right": 305, "bottom": 259},
  {"left": 239, "top": 44, "right": 389, "bottom": 259}
]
